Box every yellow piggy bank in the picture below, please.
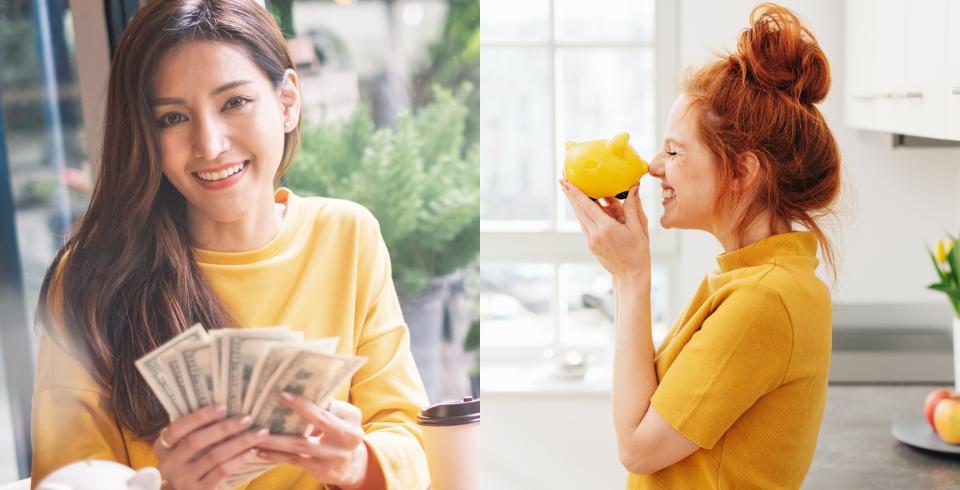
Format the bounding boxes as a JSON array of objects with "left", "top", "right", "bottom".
[{"left": 564, "top": 132, "right": 649, "bottom": 200}]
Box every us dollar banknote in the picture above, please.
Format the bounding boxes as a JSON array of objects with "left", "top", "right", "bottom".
[
  {"left": 216, "top": 328, "right": 302, "bottom": 416},
  {"left": 177, "top": 339, "right": 217, "bottom": 409},
  {"left": 250, "top": 350, "right": 365, "bottom": 436},
  {"left": 134, "top": 323, "right": 209, "bottom": 420},
  {"left": 242, "top": 338, "right": 338, "bottom": 413}
]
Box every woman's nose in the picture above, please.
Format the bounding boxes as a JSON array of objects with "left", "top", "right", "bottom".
[
  {"left": 648, "top": 154, "right": 665, "bottom": 178},
  {"left": 192, "top": 116, "right": 231, "bottom": 161}
]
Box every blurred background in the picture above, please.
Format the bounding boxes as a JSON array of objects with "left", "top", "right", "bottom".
[
  {"left": 480, "top": 0, "right": 960, "bottom": 488},
  {"left": 0, "top": 0, "right": 478, "bottom": 482}
]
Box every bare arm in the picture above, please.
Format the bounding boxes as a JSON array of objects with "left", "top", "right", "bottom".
[{"left": 612, "top": 277, "right": 698, "bottom": 476}]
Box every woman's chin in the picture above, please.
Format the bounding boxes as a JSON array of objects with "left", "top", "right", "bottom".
[{"left": 191, "top": 199, "right": 253, "bottom": 224}]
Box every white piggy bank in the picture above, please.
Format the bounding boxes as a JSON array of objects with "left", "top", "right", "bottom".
[{"left": 36, "top": 460, "right": 161, "bottom": 490}]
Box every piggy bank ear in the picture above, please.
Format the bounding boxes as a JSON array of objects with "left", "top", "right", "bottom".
[
  {"left": 127, "top": 467, "right": 162, "bottom": 490},
  {"left": 565, "top": 141, "right": 575, "bottom": 150},
  {"left": 607, "top": 132, "right": 630, "bottom": 154}
]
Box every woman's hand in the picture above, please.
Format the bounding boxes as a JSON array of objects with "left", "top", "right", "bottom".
[
  {"left": 154, "top": 404, "right": 269, "bottom": 490},
  {"left": 255, "top": 396, "right": 382, "bottom": 490},
  {"left": 560, "top": 179, "right": 652, "bottom": 284}
]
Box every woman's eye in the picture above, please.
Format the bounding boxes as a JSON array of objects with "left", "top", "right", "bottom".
[
  {"left": 224, "top": 96, "right": 251, "bottom": 110},
  {"left": 157, "top": 112, "right": 186, "bottom": 128},
  {"left": 666, "top": 151, "right": 678, "bottom": 157}
]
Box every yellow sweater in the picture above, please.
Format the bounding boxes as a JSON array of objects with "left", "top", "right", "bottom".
[
  {"left": 31, "top": 188, "right": 430, "bottom": 489},
  {"left": 628, "top": 231, "right": 832, "bottom": 490}
]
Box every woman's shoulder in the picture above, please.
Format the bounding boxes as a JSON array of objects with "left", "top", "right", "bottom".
[
  {"left": 39, "top": 248, "right": 72, "bottom": 333},
  {"left": 296, "top": 194, "right": 381, "bottom": 233}
]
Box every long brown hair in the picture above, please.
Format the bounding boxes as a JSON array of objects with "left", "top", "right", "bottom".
[
  {"left": 36, "top": 0, "right": 300, "bottom": 441},
  {"left": 681, "top": 3, "right": 842, "bottom": 284}
]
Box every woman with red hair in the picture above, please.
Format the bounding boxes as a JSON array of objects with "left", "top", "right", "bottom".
[{"left": 561, "top": 3, "right": 841, "bottom": 488}]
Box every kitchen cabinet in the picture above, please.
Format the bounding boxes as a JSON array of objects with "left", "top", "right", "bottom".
[
  {"left": 845, "top": 0, "right": 953, "bottom": 140},
  {"left": 947, "top": 0, "right": 960, "bottom": 140}
]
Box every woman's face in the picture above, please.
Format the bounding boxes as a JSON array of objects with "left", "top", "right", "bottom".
[
  {"left": 151, "top": 40, "right": 298, "bottom": 223},
  {"left": 647, "top": 94, "right": 723, "bottom": 233}
]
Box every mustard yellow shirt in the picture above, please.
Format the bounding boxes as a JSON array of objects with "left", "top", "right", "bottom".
[
  {"left": 628, "top": 231, "right": 832, "bottom": 490},
  {"left": 31, "top": 188, "right": 430, "bottom": 489}
]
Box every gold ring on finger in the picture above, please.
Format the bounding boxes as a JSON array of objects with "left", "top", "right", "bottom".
[{"left": 158, "top": 427, "right": 172, "bottom": 449}]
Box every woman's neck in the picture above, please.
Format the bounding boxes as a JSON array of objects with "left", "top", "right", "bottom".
[
  {"left": 187, "top": 196, "right": 286, "bottom": 253},
  {"left": 715, "top": 210, "right": 791, "bottom": 253}
]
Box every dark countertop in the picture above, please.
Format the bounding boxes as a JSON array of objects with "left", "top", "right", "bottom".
[{"left": 804, "top": 385, "right": 960, "bottom": 489}]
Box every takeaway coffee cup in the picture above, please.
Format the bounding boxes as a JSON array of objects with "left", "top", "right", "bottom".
[{"left": 417, "top": 396, "right": 480, "bottom": 490}]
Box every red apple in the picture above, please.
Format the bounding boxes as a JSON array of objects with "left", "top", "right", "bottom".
[
  {"left": 926, "top": 388, "right": 954, "bottom": 430},
  {"left": 935, "top": 398, "right": 960, "bottom": 444}
]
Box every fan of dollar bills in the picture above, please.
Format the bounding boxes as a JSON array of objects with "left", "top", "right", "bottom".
[{"left": 135, "top": 323, "right": 366, "bottom": 487}]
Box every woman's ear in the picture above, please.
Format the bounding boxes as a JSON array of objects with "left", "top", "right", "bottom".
[
  {"left": 734, "top": 152, "right": 761, "bottom": 193},
  {"left": 278, "top": 68, "right": 301, "bottom": 131}
]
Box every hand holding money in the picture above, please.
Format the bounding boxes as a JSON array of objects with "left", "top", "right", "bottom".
[
  {"left": 135, "top": 323, "right": 366, "bottom": 488},
  {"left": 152, "top": 403, "right": 266, "bottom": 490},
  {"left": 255, "top": 398, "right": 378, "bottom": 489}
]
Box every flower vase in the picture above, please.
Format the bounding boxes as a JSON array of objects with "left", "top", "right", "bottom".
[{"left": 954, "top": 317, "right": 960, "bottom": 392}]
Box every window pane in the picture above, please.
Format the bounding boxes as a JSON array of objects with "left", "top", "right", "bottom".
[
  {"left": 557, "top": 47, "right": 655, "bottom": 223},
  {"left": 555, "top": 0, "right": 655, "bottom": 43},
  {"left": 560, "top": 262, "right": 670, "bottom": 349},
  {"left": 480, "top": 47, "right": 552, "bottom": 221},
  {"left": 479, "top": 0, "right": 549, "bottom": 44},
  {"left": 1, "top": 0, "right": 89, "bottom": 478},
  {"left": 481, "top": 263, "right": 554, "bottom": 347},
  {"left": 560, "top": 263, "right": 613, "bottom": 348}
]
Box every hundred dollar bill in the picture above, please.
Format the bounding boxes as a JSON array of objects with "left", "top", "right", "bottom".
[
  {"left": 216, "top": 327, "right": 302, "bottom": 416},
  {"left": 177, "top": 339, "right": 217, "bottom": 409},
  {"left": 134, "top": 323, "right": 209, "bottom": 420},
  {"left": 241, "top": 338, "right": 338, "bottom": 414},
  {"left": 156, "top": 349, "right": 197, "bottom": 413},
  {"left": 250, "top": 350, "right": 365, "bottom": 436},
  {"left": 241, "top": 344, "right": 298, "bottom": 414}
]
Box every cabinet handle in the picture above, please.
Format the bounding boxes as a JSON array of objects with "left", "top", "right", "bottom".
[{"left": 854, "top": 92, "right": 924, "bottom": 100}]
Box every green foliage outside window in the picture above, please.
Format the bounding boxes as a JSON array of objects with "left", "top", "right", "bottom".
[{"left": 282, "top": 84, "right": 479, "bottom": 297}]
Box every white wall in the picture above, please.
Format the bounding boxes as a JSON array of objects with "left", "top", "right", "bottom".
[
  {"left": 481, "top": 392, "right": 624, "bottom": 490},
  {"left": 675, "top": 0, "right": 960, "bottom": 307}
]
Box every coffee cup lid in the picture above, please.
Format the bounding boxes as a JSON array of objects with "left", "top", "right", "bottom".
[{"left": 417, "top": 396, "right": 480, "bottom": 427}]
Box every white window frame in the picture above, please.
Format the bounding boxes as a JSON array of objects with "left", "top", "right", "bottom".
[{"left": 480, "top": 0, "right": 682, "bottom": 363}]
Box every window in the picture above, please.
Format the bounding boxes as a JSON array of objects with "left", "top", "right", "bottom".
[
  {"left": 0, "top": 0, "right": 90, "bottom": 478},
  {"left": 479, "top": 0, "right": 679, "bottom": 380}
]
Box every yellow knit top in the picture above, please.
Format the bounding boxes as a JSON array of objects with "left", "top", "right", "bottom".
[
  {"left": 628, "top": 231, "right": 832, "bottom": 489},
  {"left": 31, "top": 188, "right": 430, "bottom": 489}
]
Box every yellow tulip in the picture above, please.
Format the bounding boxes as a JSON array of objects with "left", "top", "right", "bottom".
[{"left": 937, "top": 239, "right": 948, "bottom": 264}]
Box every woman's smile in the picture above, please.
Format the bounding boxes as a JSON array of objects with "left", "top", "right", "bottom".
[
  {"left": 191, "top": 159, "right": 250, "bottom": 190},
  {"left": 661, "top": 186, "right": 676, "bottom": 205}
]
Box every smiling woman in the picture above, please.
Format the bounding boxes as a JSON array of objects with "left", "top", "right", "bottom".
[
  {"left": 29, "top": 1, "right": 429, "bottom": 489},
  {"left": 559, "top": 2, "right": 840, "bottom": 489}
]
